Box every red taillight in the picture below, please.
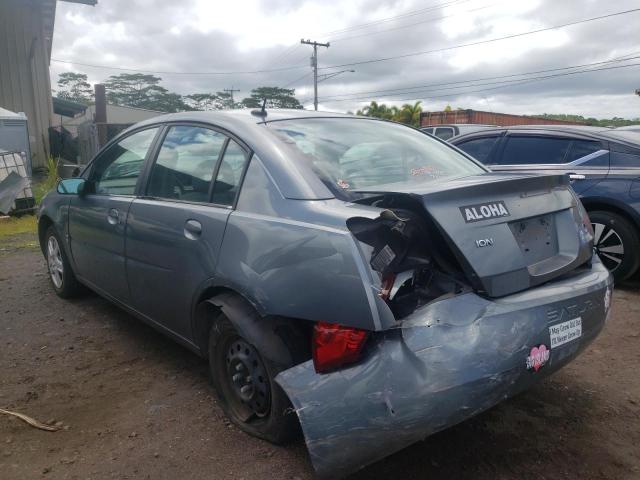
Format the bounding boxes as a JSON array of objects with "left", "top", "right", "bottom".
[{"left": 312, "top": 322, "right": 368, "bottom": 373}]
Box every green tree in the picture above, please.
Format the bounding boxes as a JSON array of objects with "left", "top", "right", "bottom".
[
  {"left": 533, "top": 113, "right": 640, "bottom": 127},
  {"left": 103, "top": 73, "right": 191, "bottom": 112},
  {"left": 394, "top": 101, "right": 422, "bottom": 127},
  {"left": 56, "top": 72, "right": 93, "bottom": 104},
  {"left": 240, "top": 87, "right": 302, "bottom": 109},
  {"left": 356, "top": 101, "right": 397, "bottom": 120},
  {"left": 185, "top": 92, "right": 238, "bottom": 110}
]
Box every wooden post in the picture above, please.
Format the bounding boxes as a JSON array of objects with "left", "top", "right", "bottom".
[{"left": 94, "top": 84, "right": 107, "bottom": 148}]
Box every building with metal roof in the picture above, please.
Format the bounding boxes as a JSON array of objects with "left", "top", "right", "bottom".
[{"left": 0, "top": 0, "right": 96, "bottom": 171}]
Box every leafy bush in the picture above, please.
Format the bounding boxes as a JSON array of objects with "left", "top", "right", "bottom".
[{"left": 33, "top": 156, "right": 60, "bottom": 204}]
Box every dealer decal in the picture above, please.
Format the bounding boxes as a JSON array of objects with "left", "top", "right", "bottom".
[
  {"left": 460, "top": 201, "right": 510, "bottom": 223},
  {"left": 526, "top": 344, "right": 549, "bottom": 371}
]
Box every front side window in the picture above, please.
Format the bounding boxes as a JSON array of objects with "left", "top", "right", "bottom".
[
  {"left": 211, "top": 140, "right": 249, "bottom": 206},
  {"left": 456, "top": 136, "right": 500, "bottom": 163},
  {"left": 267, "top": 118, "right": 484, "bottom": 194},
  {"left": 92, "top": 127, "right": 159, "bottom": 195},
  {"left": 500, "top": 136, "right": 572, "bottom": 165},
  {"left": 147, "top": 126, "right": 226, "bottom": 203}
]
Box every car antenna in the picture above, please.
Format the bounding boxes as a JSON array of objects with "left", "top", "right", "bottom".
[{"left": 251, "top": 98, "right": 268, "bottom": 118}]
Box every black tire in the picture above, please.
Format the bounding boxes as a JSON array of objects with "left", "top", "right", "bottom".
[
  {"left": 208, "top": 312, "right": 300, "bottom": 444},
  {"left": 44, "top": 226, "right": 83, "bottom": 298},
  {"left": 589, "top": 210, "right": 640, "bottom": 281}
]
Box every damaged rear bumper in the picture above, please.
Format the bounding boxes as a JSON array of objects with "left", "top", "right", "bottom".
[{"left": 276, "top": 258, "right": 612, "bottom": 478}]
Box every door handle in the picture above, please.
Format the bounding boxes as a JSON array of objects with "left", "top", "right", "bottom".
[
  {"left": 107, "top": 208, "right": 120, "bottom": 225},
  {"left": 568, "top": 173, "right": 586, "bottom": 181},
  {"left": 184, "top": 219, "right": 202, "bottom": 240}
]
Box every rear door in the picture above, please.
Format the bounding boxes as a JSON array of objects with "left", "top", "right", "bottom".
[
  {"left": 490, "top": 132, "right": 610, "bottom": 194},
  {"left": 68, "top": 127, "right": 160, "bottom": 302},
  {"left": 125, "top": 124, "right": 251, "bottom": 339}
]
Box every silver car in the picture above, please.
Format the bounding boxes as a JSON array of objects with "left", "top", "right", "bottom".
[{"left": 38, "top": 110, "right": 612, "bottom": 478}]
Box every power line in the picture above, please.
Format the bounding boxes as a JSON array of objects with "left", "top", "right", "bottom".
[
  {"left": 50, "top": 58, "right": 307, "bottom": 75},
  {"left": 318, "top": 0, "right": 472, "bottom": 38},
  {"left": 318, "top": 8, "right": 640, "bottom": 70},
  {"left": 282, "top": 71, "right": 313, "bottom": 89},
  {"left": 329, "top": 1, "right": 503, "bottom": 43},
  {"left": 317, "top": 53, "right": 640, "bottom": 101},
  {"left": 316, "top": 61, "right": 640, "bottom": 104}
]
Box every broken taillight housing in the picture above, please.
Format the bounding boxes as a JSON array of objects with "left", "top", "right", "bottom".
[
  {"left": 573, "top": 193, "right": 594, "bottom": 240},
  {"left": 312, "top": 322, "right": 368, "bottom": 373}
]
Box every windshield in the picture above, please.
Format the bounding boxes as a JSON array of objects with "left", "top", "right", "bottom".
[{"left": 266, "top": 118, "right": 485, "bottom": 194}]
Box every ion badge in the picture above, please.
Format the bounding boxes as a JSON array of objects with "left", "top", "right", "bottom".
[{"left": 526, "top": 345, "right": 549, "bottom": 371}]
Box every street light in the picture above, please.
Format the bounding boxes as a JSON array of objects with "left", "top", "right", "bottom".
[{"left": 317, "top": 69, "right": 355, "bottom": 83}]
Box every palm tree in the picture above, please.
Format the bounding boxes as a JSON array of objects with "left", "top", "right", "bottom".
[
  {"left": 357, "top": 101, "right": 397, "bottom": 120},
  {"left": 393, "top": 101, "right": 422, "bottom": 127}
]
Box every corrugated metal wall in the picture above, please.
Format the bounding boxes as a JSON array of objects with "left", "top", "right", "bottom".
[
  {"left": 0, "top": 0, "right": 54, "bottom": 171},
  {"left": 420, "top": 109, "right": 585, "bottom": 127}
]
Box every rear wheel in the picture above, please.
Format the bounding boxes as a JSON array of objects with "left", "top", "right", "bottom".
[
  {"left": 208, "top": 313, "right": 299, "bottom": 444},
  {"left": 589, "top": 210, "right": 640, "bottom": 281}
]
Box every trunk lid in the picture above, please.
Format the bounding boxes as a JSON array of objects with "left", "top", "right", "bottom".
[{"left": 356, "top": 172, "right": 593, "bottom": 297}]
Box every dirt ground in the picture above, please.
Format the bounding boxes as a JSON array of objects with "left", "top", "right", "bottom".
[{"left": 1, "top": 235, "right": 640, "bottom": 480}]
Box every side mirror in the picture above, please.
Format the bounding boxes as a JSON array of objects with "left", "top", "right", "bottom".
[{"left": 57, "top": 178, "right": 86, "bottom": 195}]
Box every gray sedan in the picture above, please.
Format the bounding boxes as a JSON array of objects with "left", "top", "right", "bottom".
[{"left": 38, "top": 110, "right": 612, "bottom": 478}]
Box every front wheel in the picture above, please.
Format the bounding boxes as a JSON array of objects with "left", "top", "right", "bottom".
[
  {"left": 589, "top": 210, "right": 640, "bottom": 281},
  {"left": 208, "top": 315, "right": 299, "bottom": 444},
  {"left": 44, "top": 226, "right": 83, "bottom": 298}
]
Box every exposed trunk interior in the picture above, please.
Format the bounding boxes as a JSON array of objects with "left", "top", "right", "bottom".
[{"left": 348, "top": 173, "right": 594, "bottom": 320}]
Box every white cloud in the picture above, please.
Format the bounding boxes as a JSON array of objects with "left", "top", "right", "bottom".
[{"left": 51, "top": 0, "right": 640, "bottom": 118}]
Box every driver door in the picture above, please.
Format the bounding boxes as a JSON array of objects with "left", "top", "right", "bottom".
[{"left": 68, "top": 127, "right": 160, "bottom": 302}]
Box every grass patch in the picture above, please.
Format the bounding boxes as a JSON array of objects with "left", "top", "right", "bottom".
[
  {"left": 0, "top": 215, "right": 38, "bottom": 253},
  {"left": 0, "top": 215, "right": 37, "bottom": 237}
]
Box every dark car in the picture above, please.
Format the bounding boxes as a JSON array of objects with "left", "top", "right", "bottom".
[
  {"left": 38, "top": 110, "right": 611, "bottom": 478},
  {"left": 420, "top": 123, "right": 495, "bottom": 140},
  {"left": 451, "top": 126, "right": 640, "bottom": 281}
]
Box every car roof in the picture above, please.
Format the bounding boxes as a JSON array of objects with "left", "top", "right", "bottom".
[
  {"left": 132, "top": 108, "right": 355, "bottom": 129},
  {"left": 422, "top": 124, "right": 495, "bottom": 128},
  {"left": 451, "top": 125, "right": 640, "bottom": 149}
]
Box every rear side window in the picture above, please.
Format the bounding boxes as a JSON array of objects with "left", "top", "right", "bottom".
[
  {"left": 147, "top": 126, "right": 226, "bottom": 203},
  {"left": 566, "top": 140, "right": 606, "bottom": 164},
  {"left": 434, "top": 127, "right": 455, "bottom": 140},
  {"left": 611, "top": 143, "right": 640, "bottom": 167},
  {"left": 456, "top": 136, "right": 500, "bottom": 163},
  {"left": 421, "top": 128, "right": 434, "bottom": 134},
  {"left": 500, "top": 136, "right": 572, "bottom": 165},
  {"left": 211, "top": 140, "right": 249, "bottom": 206},
  {"left": 93, "top": 127, "right": 159, "bottom": 195}
]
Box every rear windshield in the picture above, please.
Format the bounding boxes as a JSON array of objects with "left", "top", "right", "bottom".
[{"left": 266, "top": 118, "right": 484, "bottom": 194}]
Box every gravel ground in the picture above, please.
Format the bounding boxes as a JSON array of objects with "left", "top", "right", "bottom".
[{"left": 1, "top": 237, "right": 639, "bottom": 480}]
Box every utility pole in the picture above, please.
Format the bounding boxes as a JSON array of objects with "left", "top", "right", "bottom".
[
  {"left": 223, "top": 87, "right": 240, "bottom": 106},
  {"left": 301, "top": 39, "right": 330, "bottom": 111}
]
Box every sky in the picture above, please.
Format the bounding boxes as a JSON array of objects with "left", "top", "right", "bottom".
[{"left": 51, "top": 0, "right": 640, "bottom": 118}]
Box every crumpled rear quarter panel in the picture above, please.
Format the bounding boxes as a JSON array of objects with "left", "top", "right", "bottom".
[{"left": 276, "top": 260, "right": 612, "bottom": 479}]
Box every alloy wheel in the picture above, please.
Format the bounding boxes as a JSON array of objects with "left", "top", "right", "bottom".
[
  {"left": 592, "top": 222, "right": 624, "bottom": 272},
  {"left": 47, "top": 236, "right": 64, "bottom": 289}
]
